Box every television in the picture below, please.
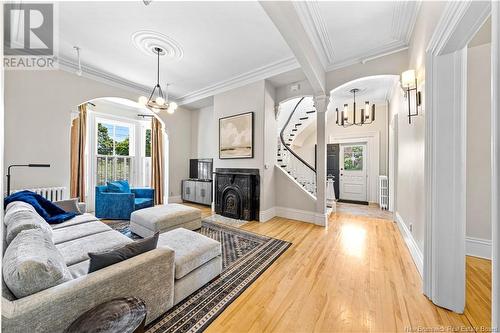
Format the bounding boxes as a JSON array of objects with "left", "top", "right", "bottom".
[{"left": 189, "top": 159, "right": 213, "bottom": 180}]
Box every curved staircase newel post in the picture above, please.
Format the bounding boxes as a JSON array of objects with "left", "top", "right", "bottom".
[{"left": 314, "top": 94, "right": 329, "bottom": 227}]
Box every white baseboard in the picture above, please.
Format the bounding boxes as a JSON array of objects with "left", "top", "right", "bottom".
[
  {"left": 259, "top": 207, "right": 276, "bottom": 222},
  {"left": 275, "top": 206, "right": 316, "bottom": 224},
  {"left": 314, "top": 212, "right": 328, "bottom": 226},
  {"left": 168, "top": 195, "right": 182, "bottom": 203},
  {"left": 395, "top": 212, "right": 423, "bottom": 277},
  {"left": 466, "top": 237, "right": 491, "bottom": 259}
]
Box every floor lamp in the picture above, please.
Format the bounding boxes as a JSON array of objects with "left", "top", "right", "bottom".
[{"left": 6, "top": 164, "right": 51, "bottom": 196}]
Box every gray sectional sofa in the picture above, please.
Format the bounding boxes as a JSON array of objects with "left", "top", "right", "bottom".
[{"left": 1, "top": 201, "right": 221, "bottom": 333}]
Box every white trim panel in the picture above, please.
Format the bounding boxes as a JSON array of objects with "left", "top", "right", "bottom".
[
  {"left": 259, "top": 207, "right": 276, "bottom": 222},
  {"left": 168, "top": 195, "right": 182, "bottom": 203},
  {"left": 395, "top": 212, "right": 423, "bottom": 277},
  {"left": 466, "top": 237, "right": 492, "bottom": 260},
  {"left": 275, "top": 206, "right": 316, "bottom": 224}
]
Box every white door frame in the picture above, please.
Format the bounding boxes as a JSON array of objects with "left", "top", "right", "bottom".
[
  {"left": 492, "top": 1, "right": 500, "bottom": 328},
  {"left": 424, "top": 1, "right": 491, "bottom": 313},
  {"left": 339, "top": 142, "right": 368, "bottom": 202},
  {"left": 330, "top": 131, "right": 380, "bottom": 204},
  {"left": 389, "top": 113, "right": 398, "bottom": 212}
]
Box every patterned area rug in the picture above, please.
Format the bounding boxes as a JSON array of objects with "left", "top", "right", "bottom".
[
  {"left": 202, "top": 214, "right": 249, "bottom": 228},
  {"left": 105, "top": 219, "right": 290, "bottom": 332}
]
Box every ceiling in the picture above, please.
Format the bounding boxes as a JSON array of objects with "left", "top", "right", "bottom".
[
  {"left": 295, "top": 1, "right": 419, "bottom": 70},
  {"left": 57, "top": 1, "right": 419, "bottom": 108},
  {"left": 58, "top": 1, "right": 294, "bottom": 103}
]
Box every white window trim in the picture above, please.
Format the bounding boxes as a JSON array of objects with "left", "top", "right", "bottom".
[{"left": 86, "top": 110, "right": 151, "bottom": 212}]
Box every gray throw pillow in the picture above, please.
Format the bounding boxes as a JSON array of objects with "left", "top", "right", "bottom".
[
  {"left": 3, "top": 229, "right": 72, "bottom": 298},
  {"left": 53, "top": 198, "right": 82, "bottom": 214},
  {"left": 4, "top": 205, "right": 53, "bottom": 245},
  {"left": 88, "top": 233, "right": 159, "bottom": 273}
]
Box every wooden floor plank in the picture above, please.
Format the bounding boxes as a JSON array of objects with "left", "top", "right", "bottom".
[{"left": 183, "top": 203, "right": 490, "bottom": 332}]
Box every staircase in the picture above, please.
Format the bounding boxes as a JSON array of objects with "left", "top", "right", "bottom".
[{"left": 277, "top": 97, "right": 317, "bottom": 196}]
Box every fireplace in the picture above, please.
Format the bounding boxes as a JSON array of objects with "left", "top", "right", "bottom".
[{"left": 214, "top": 168, "right": 259, "bottom": 221}]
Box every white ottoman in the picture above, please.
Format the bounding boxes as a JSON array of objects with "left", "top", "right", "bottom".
[
  {"left": 158, "top": 228, "right": 222, "bottom": 305},
  {"left": 130, "top": 204, "right": 201, "bottom": 238}
]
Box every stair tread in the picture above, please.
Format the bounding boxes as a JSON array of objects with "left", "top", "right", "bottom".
[
  {"left": 306, "top": 110, "right": 316, "bottom": 114},
  {"left": 299, "top": 117, "right": 308, "bottom": 120}
]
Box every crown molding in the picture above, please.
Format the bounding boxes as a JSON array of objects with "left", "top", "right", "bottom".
[
  {"left": 392, "top": 1, "right": 422, "bottom": 43},
  {"left": 293, "top": 1, "right": 334, "bottom": 69},
  {"left": 326, "top": 40, "right": 408, "bottom": 72},
  {"left": 292, "top": 1, "right": 418, "bottom": 74},
  {"left": 58, "top": 56, "right": 153, "bottom": 97},
  {"left": 177, "top": 56, "right": 300, "bottom": 105}
]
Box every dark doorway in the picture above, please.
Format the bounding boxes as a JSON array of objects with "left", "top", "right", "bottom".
[
  {"left": 327, "top": 144, "right": 340, "bottom": 200},
  {"left": 315, "top": 143, "right": 340, "bottom": 200}
]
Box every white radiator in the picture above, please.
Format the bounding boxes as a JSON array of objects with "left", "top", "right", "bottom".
[
  {"left": 379, "top": 176, "right": 389, "bottom": 210},
  {"left": 12, "top": 187, "right": 66, "bottom": 201}
]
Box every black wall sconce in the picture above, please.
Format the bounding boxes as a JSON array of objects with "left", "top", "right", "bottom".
[
  {"left": 6, "top": 164, "right": 51, "bottom": 196},
  {"left": 401, "top": 69, "right": 422, "bottom": 124}
]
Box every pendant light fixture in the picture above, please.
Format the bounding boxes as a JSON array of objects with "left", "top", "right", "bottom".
[
  {"left": 138, "top": 47, "right": 177, "bottom": 114},
  {"left": 335, "top": 88, "right": 375, "bottom": 127}
]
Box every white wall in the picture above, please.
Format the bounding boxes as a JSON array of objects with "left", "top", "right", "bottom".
[
  {"left": 466, "top": 43, "right": 491, "bottom": 242},
  {"left": 158, "top": 107, "right": 192, "bottom": 199},
  {"left": 263, "top": 81, "right": 277, "bottom": 213},
  {"left": 394, "top": 1, "right": 447, "bottom": 254},
  {"left": 4, "top": 69, "right": 191, "bottom": 199},
  {"left": 191, "top": 106, "right": 216, "bottom": 159},
  {"left": 213, "top": 80, "right": 268, "bottom": 213},
  {"left": 275, "top": 50, "right": 409, "bottom": 105},
  {"left": 210, "top": 79, "right": 311, "bottom": 219}
]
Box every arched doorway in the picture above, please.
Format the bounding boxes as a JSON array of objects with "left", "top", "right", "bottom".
[
  {"left": 71, "top": 97, "right": 169, "bottom": 212},
  {"left": 327, "top": 75, "right": 399, "bottom": 205}
]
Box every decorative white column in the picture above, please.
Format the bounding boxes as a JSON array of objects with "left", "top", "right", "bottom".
[{"left": 314, "top": 95, "right": 328, "bottom": 227}]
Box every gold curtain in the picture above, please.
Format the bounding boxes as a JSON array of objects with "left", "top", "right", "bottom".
[
  {"left": 70, "top": 104, "right": 87, "bottom": 202},
  {"left": 151, "top": 117, "right": 164, "bottom": 205}
]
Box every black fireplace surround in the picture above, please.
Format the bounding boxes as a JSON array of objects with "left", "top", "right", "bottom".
[{"left": 214, "top": 168, "right": 259, "bottom": 221}]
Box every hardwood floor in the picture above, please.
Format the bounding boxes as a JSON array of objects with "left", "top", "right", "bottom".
[
  {"left": 465, "top": 256, "right": 492, "bottom": 329},
  {"left": 184, "top": 202, "right": 491, "bottom": 332}
]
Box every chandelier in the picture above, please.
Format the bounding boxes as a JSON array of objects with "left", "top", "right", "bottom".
[
  {"left": 335, "top": 88, "right": 375, "bottom": 127},
  {"left": 138, "top": 47, "right": 177, "bottom": 114}
]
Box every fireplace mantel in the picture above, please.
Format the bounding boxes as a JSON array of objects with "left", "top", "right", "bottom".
[{"left": 214, "top": 168, "right": 259, "bottom": 221}]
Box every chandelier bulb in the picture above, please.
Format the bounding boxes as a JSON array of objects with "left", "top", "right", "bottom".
[
  {"left": 138, "top": 96, "right": 148, "bottom": 106},
  {"left": 155, "top": 96, "right": 165, "bottom": 105}
]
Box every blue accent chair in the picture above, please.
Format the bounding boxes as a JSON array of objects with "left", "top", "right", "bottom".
[{"left": 95, "top": 185, "right": 155, "bottom": 220}]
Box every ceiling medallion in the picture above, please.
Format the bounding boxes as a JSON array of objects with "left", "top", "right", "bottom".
[
  {"left": 335, "top": 88, "right": 375, "bottom": 127},
  {"left": 131, "top": 30, "right": 183, "bottom": 60}
]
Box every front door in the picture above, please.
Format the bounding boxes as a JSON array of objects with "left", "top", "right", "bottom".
[{"left": 339, "top": 143, "right": 367, "bottom": 202}]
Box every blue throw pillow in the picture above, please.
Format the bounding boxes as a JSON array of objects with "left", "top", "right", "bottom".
[{"left": 107, "top": 180, "right": 130, "bottom": 193}]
